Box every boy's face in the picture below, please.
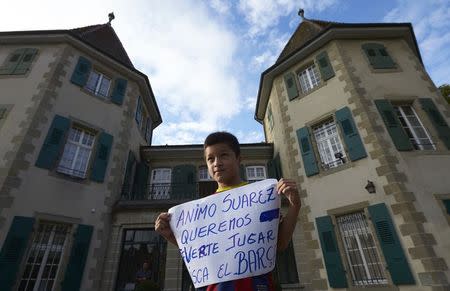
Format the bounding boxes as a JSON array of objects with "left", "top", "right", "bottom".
[{"left": 205, "top": 143, "right": 241, "bottom": 187}]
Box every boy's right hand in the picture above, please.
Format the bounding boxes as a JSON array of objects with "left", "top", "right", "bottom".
[{"left": 155, "top": 213, "right": 177, "bottom": 246}]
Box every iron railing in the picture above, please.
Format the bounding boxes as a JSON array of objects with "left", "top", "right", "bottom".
[{"left": 120, "top": 182, "right": 217, "bottom": 201}]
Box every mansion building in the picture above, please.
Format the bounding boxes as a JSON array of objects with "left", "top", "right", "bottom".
[{"left": 1, "top": 12, "right": 449, "bottom": 291}]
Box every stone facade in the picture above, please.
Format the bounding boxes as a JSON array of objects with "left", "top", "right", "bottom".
[{"left": 259, "top": 21, "right": 450, "bottom": 290}]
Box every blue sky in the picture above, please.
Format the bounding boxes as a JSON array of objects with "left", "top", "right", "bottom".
[{"left": 1, "top": 0, "right": 449, "bottom": 145}]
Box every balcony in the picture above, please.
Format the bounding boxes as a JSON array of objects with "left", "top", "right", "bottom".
[{"left": 116, "top": 181, "right": 218, "bottom": 209}]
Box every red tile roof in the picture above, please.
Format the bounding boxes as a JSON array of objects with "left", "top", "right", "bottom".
[{"left": 70, "top": 23, "right": 134, "bottom": 68}]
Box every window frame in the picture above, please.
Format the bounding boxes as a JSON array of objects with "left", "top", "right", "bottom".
[
  {"left": 149, "top": 168, "right": 172, "bottom": 199},
  {"left": 297, "top": 62, "right": 321, "bottom": 95},
  {"left": 198, "top": 166, "right": 213, "bottom": 181},
  {"left": 245, "top": 165, "right": 266, "bottom": 181},
  {"left": 311, "top": 118, "right": 347, "bottom": 170},
  {"left": 55, "top": 124, "right": 97, "bottom": 179},
  {"left": 18, "top": 221, "right": 71, "bottom": 291},
  {"left": 84, "top": 70, "right": 111, "bottom": 98},
  {"left": 393, "top": 104, "right": 435, "bottom": 150},
  {"left": 335, "top": 211, "right": 388, "bottom": 287}
]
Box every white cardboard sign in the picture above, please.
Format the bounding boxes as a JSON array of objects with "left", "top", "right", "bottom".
[{"left": 168, "top": 179, "right": 280, "bottom": 288}]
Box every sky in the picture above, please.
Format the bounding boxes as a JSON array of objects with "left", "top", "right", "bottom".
[{"left": 0, "top": 0, "right": 449, "bottom": 145}]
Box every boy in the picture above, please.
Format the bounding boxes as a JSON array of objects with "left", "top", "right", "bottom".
[{"left": 155, "top": 132, "right": 301, "bottom": 290}]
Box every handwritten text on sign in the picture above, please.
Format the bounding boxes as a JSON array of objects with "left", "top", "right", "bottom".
[{"left": 168, "top": 179, "right": 280, "bottom": 288}]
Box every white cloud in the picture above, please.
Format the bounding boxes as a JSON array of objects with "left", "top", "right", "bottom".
[
  {"left": 383, "top": 0, "right": 450, "bottom": 85},
  {"left": 209, "top": 0, "right": 232, "bottom": 15},
  {"left": 238, "top": 0, "right": 337, "bottom": 37},
  {"left": 235, "top": 130, "right": 265, "bottom": 143},
  {"left": 244, "top": 96, "right": 257, "bottom": 111},
  {"left": 0, "top": 0, "right": 245, "bottom": 145}
]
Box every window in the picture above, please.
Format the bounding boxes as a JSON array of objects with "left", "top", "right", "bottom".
[
  {"left": 198, "top": 166, "right": 212, "bottom": 181},
  {"left": 149, "top": 168, "right": 171, "bottom": 199},
  {"left": 0, "top": 48, "right": 38, "bottom": 75},
  {"left": 56, "top": 127, "right": 95, "bottom": 178},
  {"left": 297, "top": 63, "right": 321, "bottom": 94},
  {"left": 145, "top": 117, "right": 152, "bottom": 144},
  {"left": 394, "top": 105, "right": 435, "bottom": 150},
  {"left": 362, "top": 43, "right": 396, "bottom": 69},
  {"left": 267, "top": 103, "right": 274, "bottom": 130},
  {"left": 0, "top": 107, "right": 7, "bottom": 119},
  {"left": 246, "top": 166, "right": 266, "bottom": 181},
  {"left": 115, "top": 229, "right": 167, "bottom": 291},
  {"left": 85, "top": 70, "right": 111, "bottom": 97},
  {"left": 18, "top": 222, "right": 71, "bottom": 291},
  {"left": 336, "top": 212, "right": 387, "bottom": 286},
  {"left": 443, "top": 199, "right": 450, "bottom": 215},
  {"left": 313, "top": 119, "right": 346, "bottom": 169}
]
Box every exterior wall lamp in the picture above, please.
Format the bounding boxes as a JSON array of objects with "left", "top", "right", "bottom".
[{"left": 365, "top": 180, "right": 376, "bottom": 193}]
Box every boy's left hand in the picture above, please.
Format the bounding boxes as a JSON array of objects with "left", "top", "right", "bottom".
[{"left": 277, "top": 178, "right": 301, "bottom": 209}]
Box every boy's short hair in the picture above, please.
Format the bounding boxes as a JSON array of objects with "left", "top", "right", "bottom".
[{"left": 204, "top": 131, "right": 240, "bottom": 157}]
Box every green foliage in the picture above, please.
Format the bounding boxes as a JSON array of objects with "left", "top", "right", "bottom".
[
  {"left": 135, "top": 280, "right": 160, "bottom": 291},
  {"left": 439, "top": 84, "right": 450, "bottom": 104}
]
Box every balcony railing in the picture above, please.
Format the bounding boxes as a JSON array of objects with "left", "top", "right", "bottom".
[{"left": 120, "top": 181, "right": 218, "bottom": 201}]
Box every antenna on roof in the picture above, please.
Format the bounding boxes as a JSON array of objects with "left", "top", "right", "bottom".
[
  {"left": 108, "top": 12, "right": 115, "bottom": 25},
  {"left": 298, "top": 8, "right": 305, "bottom": 19}
]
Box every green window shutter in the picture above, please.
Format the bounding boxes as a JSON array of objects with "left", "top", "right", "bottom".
[
  {"left": 172, "top": 164, "right": 197, "bottom": 199},
  {"left": 0, "top": 108, "right": 7, "bottom": 119},
  {"left": 13, "top": 48, "right": 38, "bottom": 75},
  {"left": 362, "top": 43, "right": 395, "bottom": 69},
  {"left": 267, "top": 154, "right": 283, "bottom": 179},
  {"left": 267, "top": 159, "right": 276, "bottom": 179},
  {"left": 135, "top": 96, "right": 142, "bottom": 124},
  {"left": 0, "top": 216, "right": 35, "bottom": 291},
  {"left": 375, "top": 99, "right": 413, "bottom": 151},
  {"left": 368, "top": 203, "right": 415, "bottom": 285},
  {"left": 275, "top": 240, "right": 299, "bottom": 284},
  {"left": 283, "top": 72, "right": 299, "bottom": 101},
  {"left": 335, "top": 107, "right": 367, "bottom": 161},
  {"left": 121, "top": 151, "right": 136, "bottom": 198},
  {"left": 274, "top": 154, "right": 282, "bottom": 179},
  {"left": 443, "top": 199, "right": 450, "bottom": 215},
  {"left": 35, "top": 115, "right": 70, "bottom": 169},
  {"left": 145, "top": 117, "right": 153, "bottom": 144},
  {"left": 296, "top": 127, "right": 319, "bottom": 177},
  {"left": 70, "top": 56, "right": 92, "bottom": 86},
  {"left": 316, "top": 51, "right": 335, "bottom": 81},
  {"left": 90, "top": 132, "right": 113, "bottom": 182},
  {"left": 61, "top": 224, "right": 93, "bottom": 291},
  {"left": 419, "top": 98, "right": 450, "bottom": 149},
  {"left": 132, "top": 161, "right": 149, "bottom": 199},
  {"left": 0, "top": 48, "right": 26, "bottom": 75},
  {"left": 316, "top": 216, "right": 348, "bottom": 288},
  {"left": 239, "top": 165, "right": 247, "bottom": 181},
  {"left": 110, "top": 78, "right": 127, "bottom": 105}
]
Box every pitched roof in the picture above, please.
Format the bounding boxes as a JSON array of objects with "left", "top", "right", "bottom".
[
  {"left": 276, "top": 19, "right": 334, "bottom": 64},
  {"left": 70, "top": 24, "right": 134, "bottom": 68}
]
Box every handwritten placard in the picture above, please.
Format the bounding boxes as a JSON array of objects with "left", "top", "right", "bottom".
[{"left": 168, "top": 179, "right": 280, "bottom": 288}]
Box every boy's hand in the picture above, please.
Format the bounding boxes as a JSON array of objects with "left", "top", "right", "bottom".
[
  {"left": 155, "top": 213, "right": 177, "bottom": 245},
  {"left": 277, "top": 178, "right": 301, "bottom": 209}
]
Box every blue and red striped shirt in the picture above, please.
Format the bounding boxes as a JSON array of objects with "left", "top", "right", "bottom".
[{"left": 195, "top": 182, "right": 276, "bottom": 291}]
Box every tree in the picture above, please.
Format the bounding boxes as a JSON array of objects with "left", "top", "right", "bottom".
[{"left": 439, "top": 84, "right": 450, "bottom": 104}]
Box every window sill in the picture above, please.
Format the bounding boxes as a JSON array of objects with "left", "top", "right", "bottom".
[
  {"left": 316, "top": 162, "right": 353, "bottom": 178},
  {"left": 48, "top": 168, "right": 92, "bottom": 185},
  {"left": 348, "top": 285, "right": 398, "bottom": 291},
  {"left": 0, "top": 71, "right": 31, "bottom": 78},
  {"left": 290, "top": 80, "right": 328, "bottom": 102},
  {"left": 400, "top": 150, "right": 450, "bottom": 157},
  {"left": 368, "top": 66, "right": 402, "bottom": 74},
  {"left": 80, "top": 87, "right": 115, "bottom": 104}
]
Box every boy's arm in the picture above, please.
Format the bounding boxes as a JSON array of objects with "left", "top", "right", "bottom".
[
  {"left": 276, "top": 179, "right": 301, "bottom": 251},
  {"left": 155, "top": 213, "right": 178, "bottom": 247}
]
